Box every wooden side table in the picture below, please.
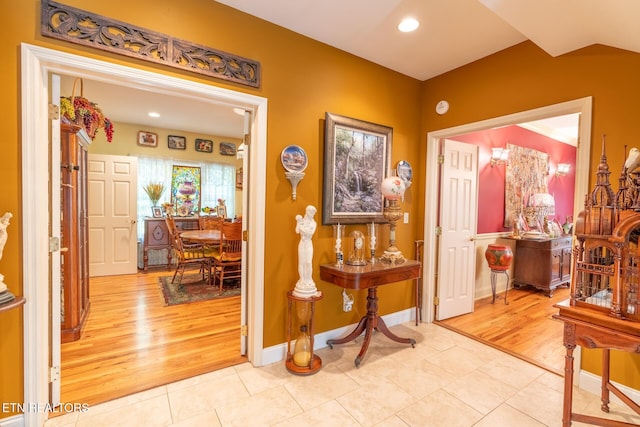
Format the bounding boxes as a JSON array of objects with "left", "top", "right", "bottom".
[
  {"left": 554, "top": 300, "right": 640, "bottom": 426},
  {"left": 320, "top": 260, "right": 421, "bottom": 367}
]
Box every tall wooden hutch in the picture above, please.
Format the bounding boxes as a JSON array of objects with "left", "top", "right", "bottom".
[
  {"left": 554, "top": 138, "right": 640, "bottom": 426},
  {"left": 60, "top": 123, "right": 91, "bottom": 342}
]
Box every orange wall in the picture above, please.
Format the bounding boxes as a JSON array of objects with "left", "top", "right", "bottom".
[
  {"left": 0, "top": 0, "right": 421, "bottom": 412},
  {"left": 3, "top": 0, "right": 640, "bottom": 414}
]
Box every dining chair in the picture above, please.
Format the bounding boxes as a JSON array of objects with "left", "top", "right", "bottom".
[
  {"left": 199, "top": 215, "right": 224, "bottom": 230},
  {"left": 165, "top": 217, "right": 209, "bottom": 287},
  {"left": 210, "top": 221, "right": 243, "bottom": 292}
]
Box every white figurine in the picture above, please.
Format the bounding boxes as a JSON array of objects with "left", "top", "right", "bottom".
[
  {"left": 0, "top": 212, "right": 13, "bottom": 294},
  {"left": 293, "top": 205, "right": 319, "bottom": 298}
]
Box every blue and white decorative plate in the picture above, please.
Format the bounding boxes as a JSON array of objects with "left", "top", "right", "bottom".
[
  {"left": 281, "top": 145, "right": 308, "bottom": 173},
  {"left": 397, "top": 160, "right": 413, "bottom": 187}
]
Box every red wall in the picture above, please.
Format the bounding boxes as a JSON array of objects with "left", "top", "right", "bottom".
[{"left": 452, "top": 125, "right": 576, "bottom": 234}]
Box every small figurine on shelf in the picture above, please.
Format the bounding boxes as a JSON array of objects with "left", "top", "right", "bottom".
[
  {"left": 293, "top": 205, "right": 319, "bottom": 298},
  {"left": 0, "top": 212, "right": 15, "bottom": 303}
]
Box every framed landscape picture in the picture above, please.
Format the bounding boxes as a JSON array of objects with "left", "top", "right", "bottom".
[
  {"left": 168, "top": 135, "right": 186, "bottom": 150},
  {"left": 195, "top": 138, "right": 213, "bottom": 153},
  {"left": 322, "top": 112, "right": 392, "bottom": 224},
  {"left": 220, "top": 142, "right": 236, "bottom": 156}
]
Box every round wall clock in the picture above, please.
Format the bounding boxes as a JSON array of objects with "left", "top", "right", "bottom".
[{"left": 281, "top": 145, "right": 308, "bottom": 173}]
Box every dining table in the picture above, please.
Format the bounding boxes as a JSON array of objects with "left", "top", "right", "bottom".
[
  {"left": 179, "top": 229, "right": 222, "bottom": 286},
  {"left": 179, "top": 229, "right": 222, "bottom": 244}
]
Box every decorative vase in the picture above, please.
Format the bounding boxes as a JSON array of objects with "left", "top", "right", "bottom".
[
  {"left": 484, "top": 244, "right": 513, "bottom": 271},
  {"left": 178, "top": 181, "right": 196, "bottom": 196}
]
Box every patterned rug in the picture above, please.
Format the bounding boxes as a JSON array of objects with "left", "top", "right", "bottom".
[{"left": 159, "top": 273, "right": 241, "bottom": 306}]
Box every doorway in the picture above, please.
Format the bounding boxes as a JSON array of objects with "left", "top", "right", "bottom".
[
  {"left": 421, "top": 97, "right": 592, "bottom": 371},
  {"left": 21, "top": 43, "right": 267, "bottom": 426}
]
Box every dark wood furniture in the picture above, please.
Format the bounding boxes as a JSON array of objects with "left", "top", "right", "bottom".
[
  {"left": 554, "top": 301, "right": 640, "bottom": 426},
  {"left": 512, "top": 236, "right": 572, "bottom": 296},
  {"left": 142, "top": 217, "right": 199, "bottom": 270},
  {"left": 554, "top": 145, "right": 640, "bottom": 426},
  {"left": 60, "top": 123, "right": 91, "bottom": 342},
  {"left": 320, "top": 260, "right": 421, "bottom": 367}
]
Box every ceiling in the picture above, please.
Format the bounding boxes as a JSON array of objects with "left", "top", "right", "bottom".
[
  {"left": 215, "top": 0, "right": 640, "bottom": 81},
  {"left": 61, "top": 0, "right": 634, "bottom": 140}
]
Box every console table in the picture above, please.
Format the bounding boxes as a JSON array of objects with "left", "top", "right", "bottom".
[
  {"left": 142, "top": 217, "right": 199, "bottom": 270},
  {"left": 320, "top": 260, "right": 421, "bottom": 367}
]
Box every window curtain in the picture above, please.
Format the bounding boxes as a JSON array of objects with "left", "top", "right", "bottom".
[{"left": 137, "top": 157, "right": 236, "bottom": 238}]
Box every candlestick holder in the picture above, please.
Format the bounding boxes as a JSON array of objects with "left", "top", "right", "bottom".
[
  {"left": 333, "top": 223, "right": 345, "bottom": 266},
  {"left": 367, "top": 222, "right": 378, "bottom": 263}
]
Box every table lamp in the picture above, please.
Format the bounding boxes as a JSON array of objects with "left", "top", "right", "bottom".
[{"left": 380, "top": 176, "right": 406, "bottom": 264}]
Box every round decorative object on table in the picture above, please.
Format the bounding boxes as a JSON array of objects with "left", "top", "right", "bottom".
[{"left": 484, "top": 244, "right": 513, "bottom": 305}]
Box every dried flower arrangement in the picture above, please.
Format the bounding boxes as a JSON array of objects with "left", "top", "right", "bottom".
[
  {"left": 60, "top": 79, "right": 114, "bottom": 142},
  {"left": 143, "top": 182, "right": 166, "bottom": 206}
]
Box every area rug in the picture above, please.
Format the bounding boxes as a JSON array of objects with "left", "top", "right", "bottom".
[{"left": 159, "top": 274, "right": 240, "bottom": 306}]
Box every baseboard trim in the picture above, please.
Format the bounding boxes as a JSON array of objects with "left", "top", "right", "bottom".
[
  {"left": 579, "top": 370, "right": 640, "bottom": 407},
  {"left": 261, "top": 308, "right": 414, "bottom": 366},
  {"left": 0, "top": 414, "right": 24, "bottom": 427}
]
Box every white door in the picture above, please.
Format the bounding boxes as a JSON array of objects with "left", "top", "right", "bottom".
[
  {"left": 436, "top": 139, "right": 479, "bottom": 320},
  {"left": 88, "top": 154, "right": 138, "bottom": 277}
]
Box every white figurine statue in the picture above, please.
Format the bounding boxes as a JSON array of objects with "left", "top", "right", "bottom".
[
  {"left": 293, "top": 205, "right": 319, "bottom": 298},
  {"left": 0, "top": 212, "right": 13, "bottom": 294}
]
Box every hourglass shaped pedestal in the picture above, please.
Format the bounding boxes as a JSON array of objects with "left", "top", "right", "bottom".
[{"left": 286, "top": 291, "right": 323, "bottom": 375}]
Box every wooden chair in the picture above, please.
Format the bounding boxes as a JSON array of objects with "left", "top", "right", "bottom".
[
  {"left": 199, "top": 216, "right": 224, "bottom": 230},
  {"left": 210, "top": 221, "right": 243, "bottom": 292},
  {"left": 165, "top": 217, "right": 209, "bottom": 286}
]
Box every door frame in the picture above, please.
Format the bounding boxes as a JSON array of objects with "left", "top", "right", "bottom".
[
  {"left": 422, "top": 96, "right": 592, "bottom": 324},
  {"left": 21, "top": 43, "right": 267, "bottom": 426}
]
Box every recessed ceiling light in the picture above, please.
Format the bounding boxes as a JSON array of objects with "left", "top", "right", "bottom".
[
  {"left": 148, "top": 112, "right": 160, "bottom": 118},
  {"left": 398, "top": 17, "right": 419, "bottom": 33}
]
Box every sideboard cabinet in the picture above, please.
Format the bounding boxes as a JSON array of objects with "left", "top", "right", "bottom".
[
  {"left": 142, "top": 217, "right": 199, "bottom": 270},
  {"left": 512, "top": 236, "right": 572, "bottom": 297}
]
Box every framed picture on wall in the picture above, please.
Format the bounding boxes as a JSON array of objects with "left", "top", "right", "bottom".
[
  {"left": 137, "top": 131, "right": 158, "bottom": 147},
  {"left": 168, "top": 135, "right": 186, "bottom": 150},
  {"left": 322, "top": 112, "right": 392, "bottom": 224},
  {"left": 195, "top": 138, "right": 213, "bottom": 153},
  {"left": 220, "top": 142, "right": 236, "bottom": 156}
]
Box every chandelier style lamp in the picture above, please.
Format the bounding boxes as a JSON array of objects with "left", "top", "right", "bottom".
[{"left": 380, "top": 176, "right": 406, "bottom": 264}]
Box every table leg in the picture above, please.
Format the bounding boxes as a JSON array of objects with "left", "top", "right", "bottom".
[
  {"left": 327, "top": 286, "right": 415, "bottom": 367},
  {"left": 562, "top": 324, "right": 576, "bottom": 427}
]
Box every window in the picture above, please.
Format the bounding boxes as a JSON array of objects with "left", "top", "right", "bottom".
[{"left": 137, "top": 156, "right": 236, "bottom": 237}]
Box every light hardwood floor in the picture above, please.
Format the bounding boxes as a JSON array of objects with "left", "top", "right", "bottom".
[
  {"left": 438, "top": 285, "right": 569, "bottom": 375},
  {"left": 60, "top": 269, "right": 245, "bottom": 406}
]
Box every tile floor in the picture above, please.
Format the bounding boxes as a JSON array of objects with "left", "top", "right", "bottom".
[{"left": 45, "top": 323, "right": 639, "bottom": 427}]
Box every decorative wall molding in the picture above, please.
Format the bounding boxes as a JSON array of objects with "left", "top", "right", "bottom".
[{"left": 41, "top": 0, "right": 261, "bottom": 88}]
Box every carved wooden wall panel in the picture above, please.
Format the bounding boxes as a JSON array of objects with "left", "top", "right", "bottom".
[{"left": 41, "top": 0, "right": 261, "bottom": 88}]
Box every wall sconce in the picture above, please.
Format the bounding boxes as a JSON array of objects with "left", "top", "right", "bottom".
[
  {"left": 490, "top": 148, "right": 510, "bottom": 167},
  {"left": 556, "top": 163, "right": 570, "bottom": 177}
]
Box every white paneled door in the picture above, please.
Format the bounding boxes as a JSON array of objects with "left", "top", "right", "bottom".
[
  {"left": 436, "top": 139, "right": 479, "bottom": 320},
  {"left": 88, "top": 154, "right": 138, "bottom": 277}
]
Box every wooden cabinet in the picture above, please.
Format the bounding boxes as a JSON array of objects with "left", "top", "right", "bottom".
[
  {"left": 512, "top": 236, "right": 572, "bottom": 296},
  {"left": 142, "top": 217, "right": 199, "bottom": 270},
  {"left": 60, "top": 123, "right": 91, "bottom": 343}
]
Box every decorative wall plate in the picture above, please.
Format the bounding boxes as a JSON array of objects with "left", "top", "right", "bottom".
[
  {"left": 281, "top": 145, "right": 308, "bottom": 173},
  {"left": 397, "top": 160, "right": 413, "bottom": 187}
]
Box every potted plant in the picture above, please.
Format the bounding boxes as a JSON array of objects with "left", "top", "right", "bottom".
[
  {"left": 143, "top": 182, "right": 166, "bottom": 206},
  {"left": 60, "top": 91, "right": 115, "bottom": 142}
]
